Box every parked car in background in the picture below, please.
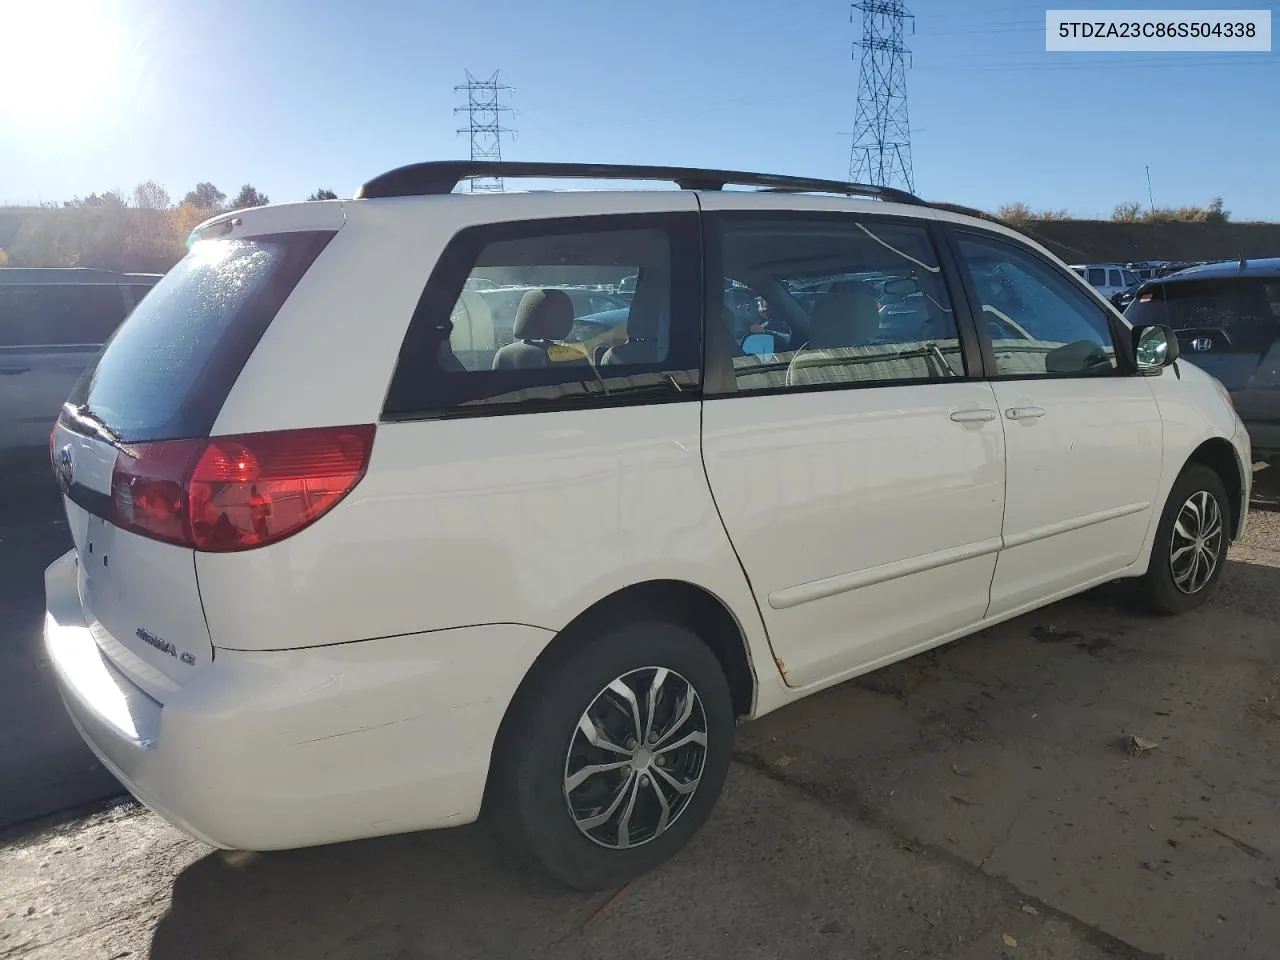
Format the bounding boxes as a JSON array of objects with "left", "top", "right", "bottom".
[
  {"left": 1154, "top": 261, "right": 1213, "bottom": 279},
  {"left": 44, "top": 162, "right": 1249, "bottom": 895},
  {"left": 1124, "top": 262, "right": 1174, "bottom": 284},
  {"left": 1, "top": 268, "right": 160, "bottom": 459},
  {"left": 1111, "top": 288, "right": 1139, "bottom": 312},
  {"left": 1125, "top": 257, "right": 1280, "bottom": 463},
  {"left": 1070, "top": 262, "right": 1141, "bottom": 301}
]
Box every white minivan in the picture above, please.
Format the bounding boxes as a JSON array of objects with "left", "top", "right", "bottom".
[{"left": 44, "top": 163, "right": 1251, "bottom": 891}]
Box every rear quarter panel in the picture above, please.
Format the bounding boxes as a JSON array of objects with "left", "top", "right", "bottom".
[{"left": 193, "top": 404, "right": 779, "bottom": 706}]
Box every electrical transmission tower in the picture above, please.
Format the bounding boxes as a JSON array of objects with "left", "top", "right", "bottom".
[
  {"left": 848, "top": 1, "right": 915, "bottom": 193},
  {"left": 454, "top": 71, "right": 515, "bottom": 192}
]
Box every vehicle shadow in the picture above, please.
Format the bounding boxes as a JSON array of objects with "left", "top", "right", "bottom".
[
  {"left": 148, "top": 824, "right": 599, "bottom": 960},
  {"left": 145, "top": 562, "right": 1280, "bottom": 960}
]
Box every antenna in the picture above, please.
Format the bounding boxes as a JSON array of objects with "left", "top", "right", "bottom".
[
  {"left": 848, "top": 1, "right": 915, "bottom": 194},
  {"left": 1145, "top": 164, "right": 1161, "bottom": 260},
  {"left": 454, "top": 71, "right": 516, "bottom": 192}
]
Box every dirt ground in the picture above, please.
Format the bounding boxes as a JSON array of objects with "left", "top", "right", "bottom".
[{"left": 2, "top": 473, "right": 1278, "bottom": 960}]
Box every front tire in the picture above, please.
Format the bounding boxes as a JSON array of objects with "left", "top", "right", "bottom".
[
  {"left": 1137, "top": 463, "right": 1230, "bottom": 615},
  {"left": 488, "top": 620, "right": 735, "bottom": 890}
]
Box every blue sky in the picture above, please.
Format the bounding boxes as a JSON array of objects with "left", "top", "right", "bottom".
[{"left": 1, "top": 0, "right": 1276, "bottom": 218}]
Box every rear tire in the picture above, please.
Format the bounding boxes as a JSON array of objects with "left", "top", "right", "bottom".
[
  {"left": 1136, "top": 463, "right": 1230, "bottom": 615},
  {"left": 487, "top": 620, "right": 734, "bottom": 891}
]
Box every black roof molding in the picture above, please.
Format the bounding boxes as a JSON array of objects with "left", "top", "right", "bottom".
[{"left": 354, "top": 161, "right": 925, "bottom": 206}]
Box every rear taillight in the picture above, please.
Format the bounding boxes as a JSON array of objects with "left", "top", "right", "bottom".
[
  {"left": 110, "top": 425, "right": 375, "bottom": 552},
  {"left": 112, "top": 438, "right": 204, "bottom": 546}
]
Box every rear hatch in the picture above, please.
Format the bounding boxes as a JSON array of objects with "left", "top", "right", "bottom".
[
  {"left": 52, "top": 227, "right": 335, "bottom": 700},
  {"left": 1125, "top": 276, "right": 1280, "bottom": 420}
]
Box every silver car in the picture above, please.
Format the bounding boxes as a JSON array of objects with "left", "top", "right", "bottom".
[{"left": 0, "top": 268, "right": 159, "bottom": 461}]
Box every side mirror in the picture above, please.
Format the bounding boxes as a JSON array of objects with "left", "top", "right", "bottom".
[
  {"left": 742, "top": 332, "right": 776, "bottom": 357},
  {"left": 1133, "top": 323, "right": 1179, "bottom": 374}
]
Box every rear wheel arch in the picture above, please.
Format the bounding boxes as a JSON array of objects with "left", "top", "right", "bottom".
[{"left": 528, "top": 580, "right": 756, "bottom": 717}]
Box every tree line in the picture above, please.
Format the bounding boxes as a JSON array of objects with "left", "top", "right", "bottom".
[
  {"left": 0, "top": 182, "right": 1241, "bottom": 275},
  {"left": 996, "top": 198, "right": 1231, "bottom": 226},
  {"left": 0, "top": 181, "right": 339, "bottom": 274}
]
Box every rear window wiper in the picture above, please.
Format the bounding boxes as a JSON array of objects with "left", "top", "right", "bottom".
[{"left": 63, "top": 404, "right": 119, "bottom": 443}]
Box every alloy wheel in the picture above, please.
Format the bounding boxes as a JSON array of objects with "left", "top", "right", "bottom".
[
  {"left": 564, "top": 667, "right": 708, "bottom": 849},
  {"left": 1169, "top": 490, "right": 1224, "bottom": 595}
]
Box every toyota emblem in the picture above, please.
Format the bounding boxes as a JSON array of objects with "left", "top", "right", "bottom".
[
  {"left": 56, "top": 444, "right": 74, "bottom": 487},
  {"left": 1191, "top": 337, "right": 1214, "bottom": 352}
]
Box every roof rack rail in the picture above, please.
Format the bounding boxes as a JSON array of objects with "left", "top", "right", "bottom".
[{"left": 353, "top": 161, "right": 925, "bottom": 206}]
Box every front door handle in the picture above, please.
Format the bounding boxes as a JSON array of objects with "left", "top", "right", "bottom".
[
  {"left": 1006, "top": 406, "right": 1046, "bottom": 421},
  {"left": 0, "top": 366, "right": 31, "bottom": 376},
  {"left": 949, "top": 407, "right": 997, "bottom": 423}
]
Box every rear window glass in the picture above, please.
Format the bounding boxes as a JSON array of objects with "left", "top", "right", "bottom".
[
  {"left": 1125, "top": 278, "right": 1280, "bottom": 350},
  {"left": 0, "top": 284, "right": 127, "bottom": 347},
  {"left": 66, "top": 231, "right": 333, "bottom": 443}
]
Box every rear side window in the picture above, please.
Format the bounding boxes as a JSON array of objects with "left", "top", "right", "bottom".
[
  {"left": 1086, "top": 268, "right": 1105, "bottom": 286},
  {"left": 0, "top": 284, "right": 127, "bottom": 347},
  {"left": 66, "top": 231, "right": 333, "bottom": 443},
  {"left": 383, "top": 213, "right": 702, "bottom": 418},
  {"left": 1125, "top": 278, "right": 1280, "bottom": 350}
]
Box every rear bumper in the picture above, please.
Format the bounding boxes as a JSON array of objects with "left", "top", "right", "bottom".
[{"left": 44, "top": 549, "right": 552, "bottom": 851}]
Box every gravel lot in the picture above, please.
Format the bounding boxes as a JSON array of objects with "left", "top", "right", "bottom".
[{"left": 2, "top": 469, "right": 1277, "bottom": 960}]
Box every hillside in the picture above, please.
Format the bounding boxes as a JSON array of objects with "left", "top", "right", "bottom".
[
  {"left": 928, "top": 202, "right": 1280, "bottom": 264},
  {"left": 1013, "top": 219, "right": 1280, "bottom": 264}
]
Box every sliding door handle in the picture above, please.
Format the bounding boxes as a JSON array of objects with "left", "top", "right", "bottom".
[
  {"left": 1006, "top": 406, "right": 1046, "bottom": 421},
  {"left": 949, "top": 408, "right": 998, "bottom": 423}
]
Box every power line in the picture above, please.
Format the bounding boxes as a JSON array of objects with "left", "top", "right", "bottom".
[
  {"left": 454, "top": 71, "right": 515, "bottom": 192},
  {"left": 915, "top": 54, "right": 1275, "bottom": 73},
  {"left": 848, "top": 1, "right": 916, "bottom": 193}
]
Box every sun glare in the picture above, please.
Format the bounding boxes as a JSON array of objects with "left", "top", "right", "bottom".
[{"left": 0, "top": 0, "right": 130, "bottom": 131}]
